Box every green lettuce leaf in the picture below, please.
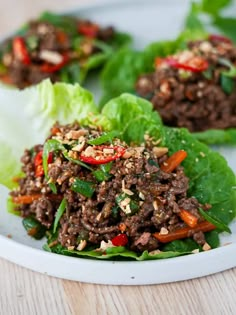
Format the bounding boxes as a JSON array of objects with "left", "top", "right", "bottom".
[
  {"left": 100, "top": 48, "right": 146, "bottom": 106},
  {"left": 100, "top": 93, "right": 164, "bottom": 144},
  {"left": 163, "top": 127, "right": 236, "bottom": 224},
  {"left": 0, "top": 79, "right": 98, "bottom": 188},
  {"left": 183, "top": 0, "right": 236, "bottom": 43},
  {"left": 213, "top": 16, "right": 236, "bottom": 43},
  {"left": 193, "top": 129, "right": 236, "bottom": 145},
  {"left": 100, "top": 39, "right": 182, "bottom": 107},
  {"left": 201, "top": 0, "right": 231, "bottom": 15}
]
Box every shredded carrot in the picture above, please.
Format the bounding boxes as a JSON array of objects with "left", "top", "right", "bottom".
[
  {"left": 56, "top": 31, "right": 68, "bottom": 44},
  {"left": 12, "top": 194, "right": 42, "bottom": 204},
  {"left": 27, "top": 227, "right": 38, "bottom": 237},
  {"left": 179, "top": 209, "right": 198, "bottom": 228},
  {"left": 50, "top": 126, "right": 61, "bottom": 135},
  {"left": 11, "top": 176, "right": 22, "bottom": 183},
  {"left": 155, "top": 57, "right": 164, "bottom": 67},
  {"left": 153, "top": 221, "right": 216, "bottom": 243},
  {"left": 12, "top": 194, "right": 62, "bottom": 204},
  {"left": 0, "top": 74, "right": 13, "bottom": 85},
  {"left": 160, "top": 150, "right": 187, "bottom": 173},
  {"left": 119, "top": 223, "right": 127, "bottom": 232}
]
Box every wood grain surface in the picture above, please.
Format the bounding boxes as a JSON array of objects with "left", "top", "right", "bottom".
[{"left": 0, "top": 1, "right": 235, "bottom": 314}]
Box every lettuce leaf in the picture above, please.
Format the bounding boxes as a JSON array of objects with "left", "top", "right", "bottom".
[
  {"left": 193, "top": 129, "right": 236, "bottom": 145},
  {"left": 163, "top": 127, "right": 236, "bottom": 224},
  {"left": 0, "top": 79, "right": 98, "bottom": 188},
  {"left": 100, "top": 40, "right": 181, "bottom": 107},
  {"left": 100, "top": 93, "right": 164, "bottom": 144}
]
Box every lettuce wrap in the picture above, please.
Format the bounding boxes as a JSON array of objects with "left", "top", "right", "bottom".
[
  {"left": 0, "top": 80, "right": 235, "bottom": 260},
  {"left": 99, "top": 0, "right": 236, "bottom": 145},
  {"left": 0, "top": 11, "right": 131, "bottom": 88}
]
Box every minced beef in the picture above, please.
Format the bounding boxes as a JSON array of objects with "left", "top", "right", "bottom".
[
  {"left": 135, "top": 37, "right": 236, "bottom": 132},
  {"left": 10, "top": 122, "right": 212, "bottom": 253}
]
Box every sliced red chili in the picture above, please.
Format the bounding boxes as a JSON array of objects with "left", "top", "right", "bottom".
[
  {"left": 80, "top": 145, "right": 126, "bottom": 165},
  {"left": 34, "top": 151, "right": 53, "bottom": 177},
  {"left": 164, "top": 56, "right": 209, "bottom": 73},
  {"left": 111, "top": 234, "right": 128, "bottom": 246},
  {"left": 40, "top": 54, "right": 69, "bottom": 73},
  {"left": 78, "top": 22, "right": 99, "bottom": 38},
  {"left": 35, "top": 165, "right": 44, "bottom": 177},
  {"left": 13, "top": 37, "right": 31, "bottom": 65},
  {"left": 34, "top": 151, "right": 43, "bottom": 167},
  {"left": 208, "top": 34, "right": 232, "bottom": 44}
]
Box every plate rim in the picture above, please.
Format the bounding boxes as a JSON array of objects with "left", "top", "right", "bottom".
[{"left": 0, "top": 233, "right": 235, "bottom": 285}]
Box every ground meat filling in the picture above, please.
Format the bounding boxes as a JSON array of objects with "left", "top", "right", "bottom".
[
  {"left": 11, "top": 122, "right": 212, "bottom": 253},
  {"left": 135, "top": 37, "right": 236, "bottom": 132},
  {"left": 0, "top": 18, "right": 115, "bottom": 88}
]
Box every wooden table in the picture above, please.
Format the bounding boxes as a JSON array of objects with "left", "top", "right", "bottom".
[{"left": 0, "top": 1, "right": 235, "bottom": 314}]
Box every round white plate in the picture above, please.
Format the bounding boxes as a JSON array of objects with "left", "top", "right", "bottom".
[{"left": 0, "top": 0, "right": 235, "bottom": 285}]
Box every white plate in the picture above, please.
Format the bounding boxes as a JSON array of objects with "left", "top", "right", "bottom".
[{"left": 0, "top": 0, "right": 236, "bottom": 285}]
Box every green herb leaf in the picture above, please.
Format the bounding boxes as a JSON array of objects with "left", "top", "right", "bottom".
[
  {"left": 199, "top": 208, "right": 231, "bottom": 233},
  {"left": 87, "top": 130, "right": 119, "bottom": 145},
  {"left": 59, "top": 63, "right": 81, "bottom": 84},
  {"left": 26, "top": 35, "right": 39, "bottom": 51},
  {"left": 53, "top": 198, "right": 67, "bottom": 233},
  {"left": 71, "top": 178, "right": 95, "bottom": 198},
  {"left": 116, "top": 193, "right": 139, "bottom": 215},
  {"left": 221, "top": 74, "right": 235, "bottom": 94},
  {"left": 23, "top": 216, "right": 47, "bottom": 240},
  {"left": 62, "top": 150, "right": 93, "bottom": 171},
  {"left": 39, "top": 11, "right": 78, "bottom": 36},
  {"left": 93, "top": 162, "right": 113, "bottom": 182},
  {"left": 43, "top": 139, "right": 64, "bottom": 178}
]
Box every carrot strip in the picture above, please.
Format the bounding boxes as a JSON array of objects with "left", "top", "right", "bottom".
[
  {"left": 11, "top": 176, "right": 22, "bottom": 183},
  {"left": 179, "top": 209, "right": 198, "bottom": 228},
  {"left": 153, "top": 221, "right": 216, "bottom": 243},
  {"left": 119, "top": 223, "right": 127, "bottom": 232},
  {"left": 160, "top": 150, "right": 187, "bottom": 173},
  {"left": 0, "top": 74, "right": 13, "bottom": 85},
  {"left": 12, "top": 194, "right": 42, "bottom": 204},
  {"left": 12, "top": 194, "right": 62, "bottom": 204}
]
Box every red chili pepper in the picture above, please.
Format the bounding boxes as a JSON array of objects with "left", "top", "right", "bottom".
[
  {"left": 34, "top": 151, "right": 53, "bottom": 177},
  {"left": 208, "top": 34, "right": 232, "bottom": 44},
  {"left": 164, "top": 56, "right": 209, "bottom": 73},
  {"left": 12, "top": 37, "right": 31, "bottom": 65},
  {"left": 111, "top": 234, "right": 128, "bottom": 246},
  {"left": 40, "top": 54, "right": 69, "bottom": 73},
  {"left": 80, "top": 145, "right": 126, "bottom": 165},
  {"left": 34, "top": 151, "right": 43, "bottom": 167},
  {"left": 35, "top": 165, "right": 44, "bottom": 177},
  {"left": 78, "top": 22, "right": 99, "bottom": 38}
]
